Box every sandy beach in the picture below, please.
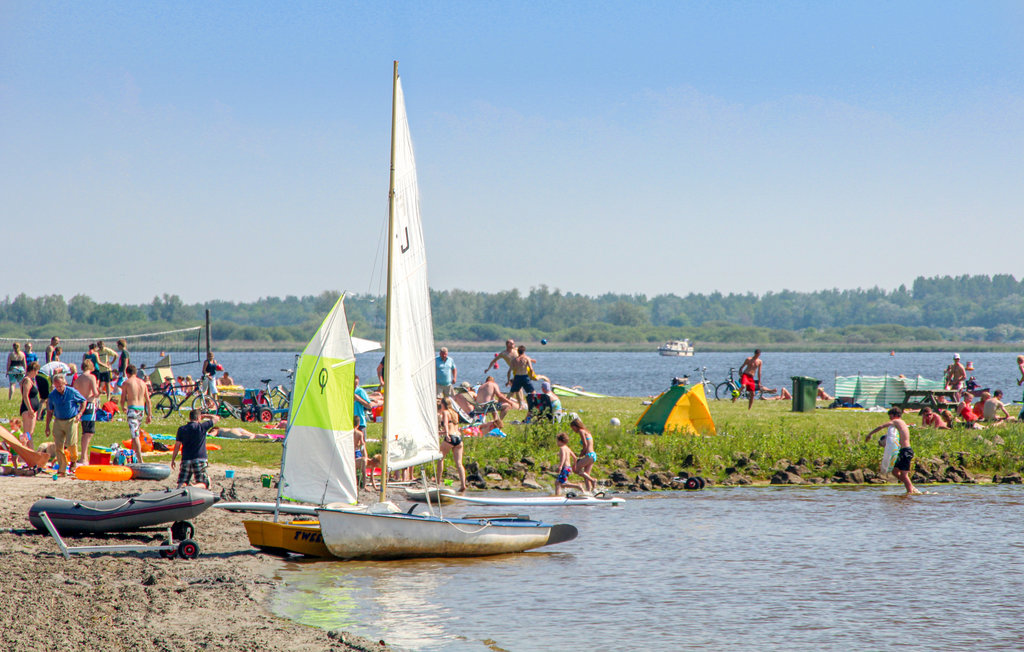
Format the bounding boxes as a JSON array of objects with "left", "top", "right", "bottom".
[{"left": 0, "top": 464, "right": 389, "bottom": 651}]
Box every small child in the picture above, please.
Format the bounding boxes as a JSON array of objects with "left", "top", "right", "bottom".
[
  {"left": 865, "top": 407, "right": 920, "bottom": 495},
  {"left": 353, "top": 416, "right": 367, "bottom": 490},
  {"left": 553, "top": 433, "right": 585, "bottom": 496}
]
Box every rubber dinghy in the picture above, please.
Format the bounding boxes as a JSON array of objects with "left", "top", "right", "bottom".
[{"left": 28, "top": 487, "right": 218, "bottom": 534}]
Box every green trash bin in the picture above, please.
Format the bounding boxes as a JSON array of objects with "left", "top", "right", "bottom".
[{"left": 791, "top": 376, "right": 821, "bottom": 412}]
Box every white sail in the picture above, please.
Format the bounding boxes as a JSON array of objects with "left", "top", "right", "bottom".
[
  {"left": 280, "top": 296, "right": 358, "bottom": 505},
  {"left": 384, "top": 77, "right": 443, "bottom": 472}
]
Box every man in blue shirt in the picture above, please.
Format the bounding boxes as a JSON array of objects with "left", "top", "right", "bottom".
[
  {"left": 44, "top": 373, "right": 87, "bottom": 476},
  {"left": 435, "top": 347, "right": 457, "bottom": 398}
]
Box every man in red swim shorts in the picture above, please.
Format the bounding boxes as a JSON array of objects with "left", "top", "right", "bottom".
[{"left": 737, "top": 349, "right": 763, "bottom": 410}]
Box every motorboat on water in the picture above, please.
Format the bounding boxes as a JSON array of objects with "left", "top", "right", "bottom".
[{"left": 658, "top": 339, "right": 694, "bottom": 356}]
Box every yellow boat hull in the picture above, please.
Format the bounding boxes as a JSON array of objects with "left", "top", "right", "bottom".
[{"left": 242, "top": 519, "right": 332, "bottom": 558}]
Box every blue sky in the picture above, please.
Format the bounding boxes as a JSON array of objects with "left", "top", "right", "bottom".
[{"left": 3, "top": 1, "right": 1021, "bottom": 304}]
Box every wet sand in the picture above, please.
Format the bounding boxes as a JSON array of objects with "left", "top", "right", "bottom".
[{"left": 0, "top": 464, "right": 388, "bottom": 651}]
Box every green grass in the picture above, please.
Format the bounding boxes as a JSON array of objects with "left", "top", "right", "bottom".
[{"left": 5, "top": 393, "right": 1023, "bottom": 483}]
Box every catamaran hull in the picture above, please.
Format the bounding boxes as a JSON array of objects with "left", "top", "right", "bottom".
[{"left": 316, "top": 508, "right": 577, "bottom": 560}]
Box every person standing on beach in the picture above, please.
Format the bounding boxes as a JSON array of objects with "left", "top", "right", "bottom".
[
  {"left": 1016, "top": 355, "right": 1024, "bottom": 420},
  {"left": 486, "top": 339, "right": 517, "bottom": 382},
  {"left": 94, "top": 340, "right": 118, "bottom": 398},
  {"left": 73, "top": 360, "right": 101, "bottom": 465},
  {"left": 737, "top": 349, "right": 763, "bottom": 410},
  {"left": 865, "top": 407, "right": 920, "bottom": 495},
  {"left": 945, "top": 353, "right": 966, "bottom": 393},
  {"left": 44, "top": 373, "right": 87, "bottom": 476},
  {"left": 435, "top": 347, "right": 457, "bottom": 398},
  {"left": 116, "top": 339, "right": 130, "bottom": 386},
  {"left": 171, "top": 409, "right": 219, "bottom": 489},
  {"left": 44, "top": 337, "right": 59, "bottom": 364},
  {"left": 120, "top": 365, "right": 152, "bottom": 463},
  {"left": 508, "top": 345, "right": 536, "bottom": 409},
  {"left": 7, "top": 342, "right": 26, "bottom": 400}
]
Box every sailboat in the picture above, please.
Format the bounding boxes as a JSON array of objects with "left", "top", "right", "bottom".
[
  {"left": 233, "top": 294, "right": 360, "bottom": 557},
  {"left": 315, "top": 62, "right": 578, "bottom": 559}
]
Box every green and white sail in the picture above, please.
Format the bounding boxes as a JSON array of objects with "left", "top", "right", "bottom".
[
  {"left": 280, "top": 296, "right": 358, "bottom": 505},
  {"left": 383, "top": 76, "right": 443, "bottom": 472}
]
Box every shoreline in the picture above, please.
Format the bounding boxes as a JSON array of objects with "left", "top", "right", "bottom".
[{"left": 0, "top": 464, "right": 389, "bottom": 651}]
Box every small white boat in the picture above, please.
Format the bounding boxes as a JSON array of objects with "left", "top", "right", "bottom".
[
  {"left": 449, "top": 493, "right": 625, "bottom": 507},
  {"left": 317, "top": 63, "right": 577, "bottom": 560},
  {"left": 658, "top": 339, "right": 694, "bottom": 357}
]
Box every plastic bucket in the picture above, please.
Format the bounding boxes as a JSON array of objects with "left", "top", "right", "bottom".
[
  {"left": 261, "top": 473, "right": 272, "bottom": 488},
  {"left": 225, "top": 469, "right": 235, "bottom": 479}
]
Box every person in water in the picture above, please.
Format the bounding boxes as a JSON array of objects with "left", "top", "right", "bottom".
[{"left": 865, "top": 407, "right": 920, "bottom": 495}]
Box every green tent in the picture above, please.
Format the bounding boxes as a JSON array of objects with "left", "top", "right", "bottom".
[{"left": 636, "top": 383, "right": 716, "bottom": 435}]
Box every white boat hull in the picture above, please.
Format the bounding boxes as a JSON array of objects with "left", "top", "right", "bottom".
[
  {"left": 449, "top": 494, "right": 624, "bottom": 507},
  {"left": 316, "top": 507, "right": 577, "bottom": 559},
  {"left": 658, "top": 350, "right": 694, "bottom": 357}
]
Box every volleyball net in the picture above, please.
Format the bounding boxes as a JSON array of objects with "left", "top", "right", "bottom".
[{"left": 0, "top": 326, "right": 205, "bottom": 373}]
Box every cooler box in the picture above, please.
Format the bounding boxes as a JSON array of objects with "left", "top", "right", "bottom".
[{"left": 89, "top": 447, "right": 112, "bottom": 465}]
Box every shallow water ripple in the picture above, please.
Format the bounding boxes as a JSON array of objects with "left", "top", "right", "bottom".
[{"left": 270, "top": 485, "right": 1024, "bottom": 651}]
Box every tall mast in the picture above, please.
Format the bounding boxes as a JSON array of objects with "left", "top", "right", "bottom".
[{"left": 379, "top": 60, "right": 399, "bottom": 503}]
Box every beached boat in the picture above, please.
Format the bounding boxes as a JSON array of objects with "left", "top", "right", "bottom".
[
  {"left": 28, "top": 487, "right": 217, "bottom": 534},
  {"left": 316, "top": 63, "right": 577, "bottom": 559},
  {"left": 658, "top": 339, "right": 694, "bottom": 356}
]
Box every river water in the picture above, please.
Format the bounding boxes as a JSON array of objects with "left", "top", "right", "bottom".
[
  {"left": 269, "top": 485, "right": 1024, "bottom": 651},
  {"left": 214, "top": 350, "right": 1023, "bottom": 400}
]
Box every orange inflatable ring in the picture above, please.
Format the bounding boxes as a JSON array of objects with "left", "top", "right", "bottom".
[{"left": 75, "top": 465, "right": 133, "bottom": 481}]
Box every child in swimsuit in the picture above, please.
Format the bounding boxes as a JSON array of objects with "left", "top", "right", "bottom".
[
  {"left": 569, "top": 415, "right": 598, "bottom": 494},
  {"left": 865, "top": 406, "right": 920, "bottom": 495},
  {"left": 553, "top": 433, "right": 585, "bottom": 496}
]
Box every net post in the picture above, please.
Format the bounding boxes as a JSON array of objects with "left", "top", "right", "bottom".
[{"left": 205, "top": 309, "right": 211, "bottom": 356}]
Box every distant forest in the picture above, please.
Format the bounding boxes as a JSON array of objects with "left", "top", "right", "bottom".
[{"left": 1, "top": 274, "right": 1022, "bottom": 348}]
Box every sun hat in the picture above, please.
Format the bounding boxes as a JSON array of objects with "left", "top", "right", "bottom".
[{"left": 953, "top": 353, "right": 960, "bottom": 359}]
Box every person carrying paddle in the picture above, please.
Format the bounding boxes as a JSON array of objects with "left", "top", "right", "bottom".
[{"left": 171, "top": 409, "right": 220, "bottom": 489}]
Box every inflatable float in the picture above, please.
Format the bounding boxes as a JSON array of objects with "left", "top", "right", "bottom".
[
  {"left": 28, "top": 486, "right": 218, "bottom": 534},
  {"left": 74, "top": 465, "right": 133, "bottom": 481}
]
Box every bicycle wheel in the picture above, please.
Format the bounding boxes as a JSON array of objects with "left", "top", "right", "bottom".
[
  {"left": 153, "top": 392, "right": 175, "bottom": 418},
  {"left": 190, "top": 393, "right": 217, "bottom": 412},
  {"left": 714, "top": 382, "right": 736, "bottom": 400}
]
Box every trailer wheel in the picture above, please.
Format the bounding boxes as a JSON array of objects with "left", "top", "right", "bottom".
[
  {"left": 259, "top": 408, "right": 274, "bottom": 422},
  {"left": 684, "top": 477, "right": 701, "bottom": 491},
  {"left": 178, "top": 539, "right": 200, "bottom": 560},
  {"left": 696, "top": 476, "right": 706, "bottom": 489},
  {"left": 159, "top": 539, "right": 177, "bottom": 559},
  {"left": 172, "top": 521, "right": 195, "bottom": 541}
]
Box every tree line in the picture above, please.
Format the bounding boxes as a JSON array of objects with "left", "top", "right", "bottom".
[{"left": 1, "top": 274, "right": 1022, "bottom": 345}]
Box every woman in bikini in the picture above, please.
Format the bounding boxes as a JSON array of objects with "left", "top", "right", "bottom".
[
  {"left": 20, "top": 362, "right": 41, "bottom": 445},
  {"left": 7, "top": 342, "right": 26, "bottom": 400},
  {"left": 436, "top": 397, "right": 467, "bottom": 492},
  {"left": 569, "top": 415, "right": 597, "bottom": 494}
]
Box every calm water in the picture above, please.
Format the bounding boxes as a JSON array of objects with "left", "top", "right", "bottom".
[
  {"left": 270, "top": 485, "right": 1024, "bottom": 651},
  {"left": 211, "top": 350, "right": 1023, "bottom": 400}
]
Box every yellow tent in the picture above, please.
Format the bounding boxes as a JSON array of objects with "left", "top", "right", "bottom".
[{"left": 635, "top": 382, "right": 716, "bottom": 435}]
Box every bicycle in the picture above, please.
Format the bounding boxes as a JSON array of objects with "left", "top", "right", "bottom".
[
  {"left": 690, "top": 366, "right": 716, "bottom": 395},
  {"left": 152, "top": 379, "right": 218, "bottom": 418},
  {"left": 257, "top": 369, "right": 292, "bottom": 413},
  {"left": 713, "top": 368, "right": 770, "bottom": 401}
]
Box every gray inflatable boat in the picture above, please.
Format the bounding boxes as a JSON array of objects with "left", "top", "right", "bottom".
[{"left": 28, "top": 487, "right": 218, "bottom": 534}]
